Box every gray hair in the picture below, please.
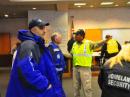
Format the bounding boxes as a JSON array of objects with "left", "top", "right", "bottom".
[{"left": 51, "top": 32, "right": 59, "bottom": 42}]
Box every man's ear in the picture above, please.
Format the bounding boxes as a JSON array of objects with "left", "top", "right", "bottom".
[
  {"left": 54, "top": 35, "right": 57, "bottom": 42},
  {"left": 31, "top": 27, "right": 37, "bottom": 34}
]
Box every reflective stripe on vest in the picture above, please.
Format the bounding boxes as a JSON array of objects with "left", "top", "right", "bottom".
[
  {"left": 107, "top": 39, "right": 119, "bottom": 54},
  {"left": 73, "top": 54, "right": 92, "bottom": 57},
  {"left": 72, "top": 40, "right": 92, "bottom": 67}
]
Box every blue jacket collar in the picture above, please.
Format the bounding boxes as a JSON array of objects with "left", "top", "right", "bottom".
[
  {"left": 50, "top": 42, "right": 59, "bottom": 47},
  {"left": 18, "top": 29, "right": 45, "bottom": 46}
]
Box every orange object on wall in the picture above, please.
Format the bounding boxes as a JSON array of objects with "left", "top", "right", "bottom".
[
  {"left": 0, "top": 33, "right": 11, "bottom": 54},
  {"left": 85, "top": 29, "right": 102, "bottom": 67},
  {"left": 85, "top": 29, "right": 102, "bottom": 41}
]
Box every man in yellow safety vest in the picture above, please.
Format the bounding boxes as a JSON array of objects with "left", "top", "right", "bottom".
[
  {"left": 100, "top": 35, "right": 121, "bottom": 64},
  {"left": 71, "top": 29, "right": 106, "bottom": 97}
]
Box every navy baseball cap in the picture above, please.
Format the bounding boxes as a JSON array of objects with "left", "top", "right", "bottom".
[
  {"left": 74, "top": 29, "right": 85, "bottom": 36},
  {"left": 29, "top": 19, "right": 49, "bottom": 29}
]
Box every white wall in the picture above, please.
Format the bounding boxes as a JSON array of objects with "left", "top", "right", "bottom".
[
  {"left": 0, "top": 18, "right": 28, "bottom": 49},
  {"left": 69, "top": 8, "right": 130, "bottom": 30},
  {"left": 102, "top": 29, "right": 130, "bottom": 45}
]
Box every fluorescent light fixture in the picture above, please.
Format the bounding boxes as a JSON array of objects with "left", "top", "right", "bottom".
[
  {"left": 90, "top": 5, "right": 94, "bottom": 8},
  {"left": 10, "top": 0, "right": 61, "bottom": 2},
  {"left": 127, "top": 1, "right": 130, "bottom": 4},
  {"left": 115, "top": 4, "right": 119, "bottom": 7},
  {"left": 77, "top": 6, "right": 81, "bottom": 8},
  {"left": 11, "top": 0, "right": 86, "bottom": 2},
  {"left": 74, "top": 3, "right": 86, "bottom": 6},
  {"left": 101, "top": 2, "right": 114, "bottom": 5},
  {"left": 4, "top": 14, "right": 9, "bottom": 18},
  {"left": 32, "top": 7, "right": 37, "bottom": 10}
]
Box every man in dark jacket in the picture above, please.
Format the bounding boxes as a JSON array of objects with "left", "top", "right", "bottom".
[
  {"left": 67, "top": 37, "right": 75, "bottom": 53},
  {"left": 67, "top": 32, "right": 75, "bottom": 53},
  {"left": 6, "top": 19, "right": 66, "bottom": 97},
  {"left": 98, "top": 44, "right": 130, "bottom": 97}
]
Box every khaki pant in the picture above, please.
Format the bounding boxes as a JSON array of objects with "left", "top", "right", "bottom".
[{"left": 73, "top": 66, "right": 92, "bottom": 97}]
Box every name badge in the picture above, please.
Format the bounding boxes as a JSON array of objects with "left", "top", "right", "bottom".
[{"left": 57, "top": 54, "right": 60, "bottom": 59}]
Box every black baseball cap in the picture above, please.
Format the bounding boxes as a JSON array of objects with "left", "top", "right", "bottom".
[
  {"left": 105, "top": 35, "right": 111, "bottom": 39},
  {"left": 74, "top": 29, "right": 85, "bottom": 36},
  {"left": 29, "top": 19, "right": 49, "bottom": 29}
]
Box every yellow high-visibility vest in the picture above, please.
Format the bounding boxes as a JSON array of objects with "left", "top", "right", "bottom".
[
  {"left": 71, "top": 39, "right": 93, "bottom": 67},
  {"left": 107, "top": 39, "right": 119, "bottom": 54}
]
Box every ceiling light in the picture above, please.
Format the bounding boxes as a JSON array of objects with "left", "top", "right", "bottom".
[
  {"left": 77, "top": 6, "right": 81, "bottom": 8},
  {"left": 101, "top": 2, "right": 114, "bottom": 5},
  {"left": 115, "top": 4, "right": 119, "bottom": 7},
  {"left": 127, "top": 1, "right": 130, "bottom": 4},
  {"left": 4, "top": 14, "right": 9, "bottom": 18},
  {"left": 74, "top": 3, "right": 86, "bottom": 6},
  {"left": 32, "top": 7, "right": 37, "bottom": 10},
  {"left": 90, "top": 5, "right": 94, "bottom": 8}
]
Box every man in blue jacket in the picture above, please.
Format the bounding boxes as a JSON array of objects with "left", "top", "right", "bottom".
[
  {"left": 48, "top": 32, "right": 66, "bottom": 82},
  {"left": 6, "top": 19, "right": 66, "bottom": 97}
]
